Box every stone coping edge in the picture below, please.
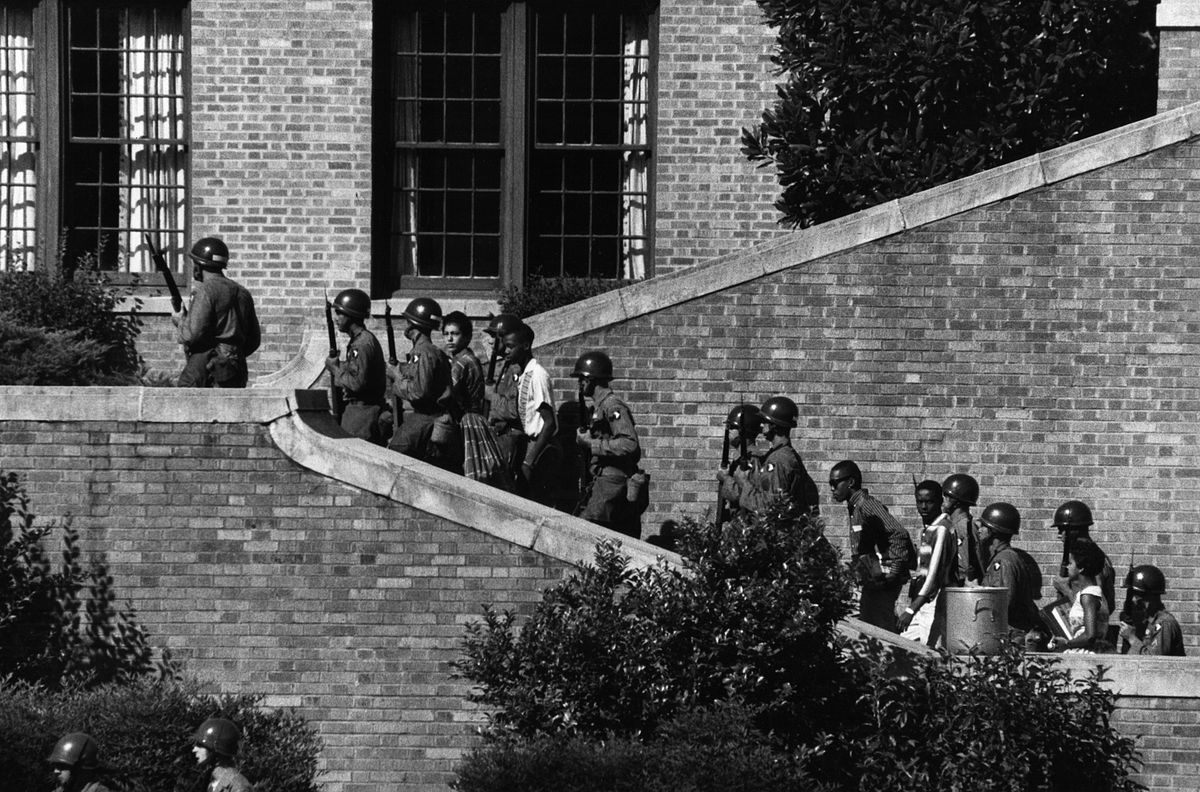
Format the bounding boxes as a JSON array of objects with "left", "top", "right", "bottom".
[
  {"left": 530, "top": 101, "right": 1200, "bottom": 348},
  {"left": 0, "top": 386, "right": 292, "bottom": 423}
]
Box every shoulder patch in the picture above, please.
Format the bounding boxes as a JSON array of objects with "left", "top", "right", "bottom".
[
  {"left": 611, "top": 410, "right": 621, "bottom": 421},
  {"left": 350, "top": 348, "right": 359, "bottom": 358},
  {"left": 766, "top": 463, "right": 775, "bottom": 472},
  {"left": 992, "top": 561, "right": 1001, "bottom": 570}
]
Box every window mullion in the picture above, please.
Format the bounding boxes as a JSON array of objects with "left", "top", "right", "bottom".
[{"left": 502, "top": 2, "right": 526, "bottom": 287}]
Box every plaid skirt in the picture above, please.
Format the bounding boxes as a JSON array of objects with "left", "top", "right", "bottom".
[{"left": 461, "top": 412, "right": 512, "bottom": 491}]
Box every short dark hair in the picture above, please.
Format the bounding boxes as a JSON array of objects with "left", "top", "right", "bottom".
[
  {"left": 830, "top": 460, "right": 862, "bottom": 486},
  {"left": 506, "top": 322, "right": 535, "bottom": 347},
  {"left": 1069, "top": 537, "right": 1105, "bottom": 578},
  {"left": 442, "top": 311, "right": 473, "bottom": 342},
  {"left": 915, "top": 479, "right": 941, "bottom": 496}
]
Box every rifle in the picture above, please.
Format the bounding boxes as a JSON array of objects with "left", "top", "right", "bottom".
[
  {"left": 143, "top": 233, "right": 182, "bottom": 312},
  {"left": 486, "top": 326, "right": 502, "bottom": 386},
  {"left": 1118, "top": 550, "right": 1137, "bottom": 652},
  {"left": 324, "top": 293, "right": 345, "bottom": 420},
  {"left": 577, "top": 381, "right": 594, "bottom": 504},
  {"left": 384, "top": 302, "right": 402, "bottom": 428},
  {"left": 716, "top": 418, "right": 732, "bottom": 527}
]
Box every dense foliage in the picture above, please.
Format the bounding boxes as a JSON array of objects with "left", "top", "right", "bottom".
[
  {"left": 742, "top": 0, "right": 1158, "bottom": 227},
  {"left": 496, "top": 276, "right": 630, "bottom": 318},
  {"left": 0, "top": 265, "right": 144, "bottom": 384},
  {"left": 455, "top": 502, "right": 1145, "bottom": 791},
  {"left": 0, "top": 679, "right": 323, "bottom": 792},
  {"left": 0, "top": 470, "right": 169, "bottom": 688}
]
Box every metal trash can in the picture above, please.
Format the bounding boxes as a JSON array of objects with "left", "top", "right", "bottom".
[{"left": 942, "top": 586, "right": 1009, "bottom": 655}]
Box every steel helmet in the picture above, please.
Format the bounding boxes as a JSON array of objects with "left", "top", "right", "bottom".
[
  {"left": 573, "top": 350, "right": 613, "bottom": 381},
  {"left": 941, "top": 473, "right": 979, "bottom": 507},
  {"left": 759, "top": 396, "right": 798, "bottom": 429},
  {"left": 47, "top": 732, "right": 98, "bottom": 770},
  {"left": 1127, "top": 565, "right": 1166, "bottom": 596},
  {"left": 725, "top": 404, "right": 761, "bottom": 434},
  {"left": 484, "top": 313, "right": 522, "bottom": 338},
  {"left": 193, "top": 717, "right": 241, "bottom": 758},
  {"left": 401, "top": 297, "right": 443, "bottom": 331},
  {"left": 332, "top": 288, "right": 371, "bottom": 320},
  {"left": 1052, "top": 500, "right": 1093, "bottom": 531},
  {"left": 977, "top": 502, "right": 1021, "bottom": 535},
  {"left": 188, "top": 237, "right": 230, "bottom": 270}
]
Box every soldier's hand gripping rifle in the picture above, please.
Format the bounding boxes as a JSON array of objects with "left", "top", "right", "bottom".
[
  {"left": 716, "top": 420, "right": 732, "bottom": 527},
  {"left": 577, "top": 381, "right": 594, "bottom": 505},
  {"left": 144, "top": 233, "right": 183, "bottom": 313},
  {"left": 324, "top": 293, "right": 345, "bottom": 420},
  {"left": 384, "top": 302, "right": 402, "bottom": 428}
]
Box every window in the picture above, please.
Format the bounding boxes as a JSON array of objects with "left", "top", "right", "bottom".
[
  {"left": 375, "top": 1, "right": 653, "bottom": 293},
  {"left": 0, "top": 0, "right": 187, "bottom": 275}
]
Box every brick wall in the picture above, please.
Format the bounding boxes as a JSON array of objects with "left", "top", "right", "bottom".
[
  {"left": 0, "top": 417, "right": 568, "bottom": 792},
  {"left": 534, "top": 135, "right": 1200, "bottom": 652},
  {"left": 1114, "top": 697, "right": 1200, "bottom": 788},
  {"left": 1158, "top": 0, "right": 1200, "bottom": 112}
]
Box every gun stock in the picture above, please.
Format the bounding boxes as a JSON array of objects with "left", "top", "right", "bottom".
[
  {"left": 384, "top": 302, "right": 402, "bottom": 427},
  {"left": 716, "top": 426, "right": 731, "bottom": 526},
  {"left": 324, "top": 295, "right": 345, "bottom": 419},
  {"left": 143, "top": 233, "right": 182, "bottom": 312}
]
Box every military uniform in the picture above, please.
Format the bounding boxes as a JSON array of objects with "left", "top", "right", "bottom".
[
  {"left": 334, "top": 325, "right": 386, "bottom": 444},
  {"left": 389, "top": 334, "right": 453, "bottom": 464},
  {"left": 982, "top": 545, "right": 1043, "bottom": 635},
  {"left": 945, "top": 508, "right": 981, "bottom": 585},
  {"left": 207, "top": 765, "right": 253, "bottom": 792},
  {"left": 731, "top": 442, "right": 818, "bottom": 515},
  {"left": 176, "top": 273, "right": 261, "bottom": 388},
  {"left": 578, "top": 386, "right": 642, "bottom": 538},
  {"left": 1126, "top": 609, "right": 1185, "bottom": 656}
]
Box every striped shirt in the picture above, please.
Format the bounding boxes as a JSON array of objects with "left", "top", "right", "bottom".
[{"left": 847, "top": 487, "right": 915, "bottom": 581}]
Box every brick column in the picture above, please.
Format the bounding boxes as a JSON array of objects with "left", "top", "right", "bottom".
[{"left": 1158, "top": 0, "right": 1200, "bottom": 112}]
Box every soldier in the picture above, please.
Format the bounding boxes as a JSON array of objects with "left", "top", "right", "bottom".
[
  {"left": 716, "top": 403, "right": 761, "bottom": 525},
  {"left": 47, "top": 732, "right": 112, "bottom": 792},
  {"left": 488, "top": 322, "right": 559, "bottom": 503},
  {"left": 976, "top": 502, "right": 1045, "bottom": 644},
  {"left": 1050, "top": 500, "right": 1116, "bottom": 614},
  {"left": 172, "top": 236, "right": 261, "bottom": 388},
  {"left": 900, "top": 479, "right": 956, "bottom": 646},
  {"left": 324, "top": 288, "right": 386, "bottom": 444},
  {"left": 1119, "top": 565, "right": 1185, "bottom": 656},
  {"left": 574, "top": 350, "right": 643, "bottom": 539},
  {"left": 830, "top": 460, "right": 915, "bottom": 633},
  {"left": 387, "top": 297, "right": 455, "bottom": 467},
  {"left": 717, "top": 396, "right": 819, "bottom": 517},
  {"left": 443, "top": 311, "right": 509, "bottom": 488},
  {"left": 942, "top": 473, "right": 982, "bottom": 585},
  {"left": 192, "top": 717, "right": 253, "bottom": 792}
]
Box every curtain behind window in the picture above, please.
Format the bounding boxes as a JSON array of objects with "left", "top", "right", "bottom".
[
  {"left": 0, "top": 3, "right": 36, "bottom": 270},
  {"left": 620, "top": 14, "right": 648, "bottom": 280}
]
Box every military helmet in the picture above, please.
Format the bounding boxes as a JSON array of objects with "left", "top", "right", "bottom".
[
  {"left": 193, "top": 717, "right": 241, "bottom": 758},
  {"left": 977, "top": 502, "right": 1021, "bottom": 535},
  {"left": 725, "top": 404, "right": 761, "bottom": 434},
  {"left": 573, "top": 350, "right": 613, "bottom": 381},
  {"left": 47, "top": 732, "right": 99, "bottom": 770},
  {"left": 1127, "top": 565, "right": 1166, "bottom": 596},
  {"left": 941, "top": 473, "right": 979, "bottom": 507},
  {"left": 759, "top": 396, "right": 798, "bottom": 429},
  {"left": 483, "top": 313, "right": 522, "bottom": 338},
  {"left": 1052, "top": 500, "right": 1093, "bottom": 531},
  {"left": 188, "top": 237, "right": 230, "bottom": 270},
  {"left": 401, "top": 297, "right": 443, "bottom": 331},
  {"left": 332, "top": 288, "right": 371, "bottom": 321}
]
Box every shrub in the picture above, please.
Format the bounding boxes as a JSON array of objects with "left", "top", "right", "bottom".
[
  {"left": 0, "top": 679, "right": 323, "bottom": 792},
  {"left": 0, "top": 265, "right": 144, "bottom": 385},
  {"left": 743, "top": 0, "right": 1157, "bottom": 228},
  {"left": 496, "top": 276, "right": 629, "bottom": 318},
  {"left": 0, "top": 470, "right": 170, "bottom": 688}
]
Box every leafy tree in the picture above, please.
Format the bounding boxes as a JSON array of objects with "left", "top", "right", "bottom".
[
  {"left": 742, "top": 0, "right": 1158, "bottom": 227},
  {"left": 0, "top": 470, "right": 171, "bottom": 688}
]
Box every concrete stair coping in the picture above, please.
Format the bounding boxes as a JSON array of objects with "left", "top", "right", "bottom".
[{"left": 531, "top": 100, "right": 1200, "bottom": 348}]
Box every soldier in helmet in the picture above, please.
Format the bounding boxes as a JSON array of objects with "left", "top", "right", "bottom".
[
  {"left": 192, "top": 717, "right": 253, "bottom": 792},
  {"left": 976, "top": 502, "right": 1045, "bottom": 644},
  {"left": 324, "top": 288, "right": 386, "bottom": 444},
  {"left": 574, "top": 350, "right": 643, "bottom": 538},
  {"left": 47, "top": 732, "right": 112, "bottom": 792},
  {"left": 941, "top": 473, "right": 982, "bottom": 585},
  {"left": 172, "top": 236, "right": 261, "bottom": 388},
  {"left": 717, "top": 395, "right": 819, "bottom": 517},
  {"left": 489, "top": 322, "right": 559, "bottom": 503},
  {"left": 716, "top": 404, "right": 761, "bottom": 523},
  {"left": 830, "top": 460, "right": 916, "bottom": 633},
  {"left": 1119, "top": 565, "right": 1185, "bottom": 656},
  {"left": 387, "top": 297, "right": 455, "bottom": 467},
  {"left": 1049, "top": 500, "right": 1116, "bottom": 615}
]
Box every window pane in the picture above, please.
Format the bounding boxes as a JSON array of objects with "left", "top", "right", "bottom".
[{"left": 0, "top": 1, "right": 37, "bottom": 269}]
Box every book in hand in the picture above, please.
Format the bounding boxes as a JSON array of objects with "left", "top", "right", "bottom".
[{"left": 854, "top": 553, "right": 882, "bottom": 585}]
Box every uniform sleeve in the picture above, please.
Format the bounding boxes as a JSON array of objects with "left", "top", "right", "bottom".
[
  {"left": 395, "top": 348, "right": 439, "bottom": 402},
  {"left": 334, "top": 337, "right": 369, "bottom": 395},
  {"left": 739, "top": 454, "right": 792, "bottom": 513},
  {"left": 592, "top": 398, "right": 639, "bottom": 461},
  {"left": 240, "top": 289, "right": 261, "bottom": 356},
  {"left": 178, "top": 285, "right": 215, "bottom": 346},
  {"left": 1144, "top": 617, "right": 1184, "bottom": 656}
]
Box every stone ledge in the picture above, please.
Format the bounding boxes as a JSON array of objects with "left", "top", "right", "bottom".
[
  {"left": 0, "top": 386, "right": 291, "bottom": 424},
  {"left": 1159, "top": 0, "right": 1200, "bottom": 28},
  {"left": 531, "top": 100, "right": 1200, "bottom": 348}
]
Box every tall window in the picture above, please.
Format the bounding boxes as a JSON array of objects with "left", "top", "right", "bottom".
[
  {"left": 0, "top": 0, "right": 187, "bottom": 275},
  {"left": 376, "top": 1, "right": 653, "bottom": 293}
]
